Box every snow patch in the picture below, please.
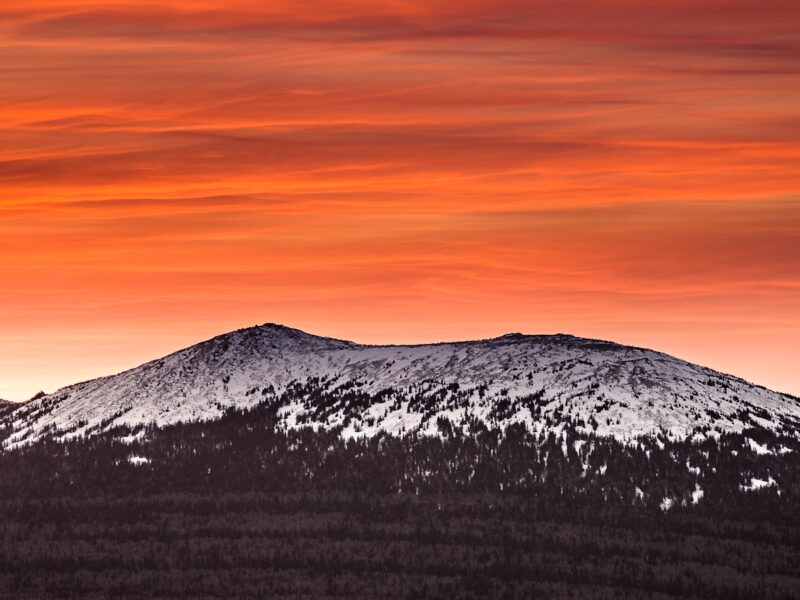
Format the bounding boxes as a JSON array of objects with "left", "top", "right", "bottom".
[
  {"left": 119, "top": 431, "right": 145, "bottom": 445},
  {"left": 740, "top": 476, "right": 776, "bottom": 492},
  {"left": 747, "top": 439, "right": 770, "bottom": 455}
]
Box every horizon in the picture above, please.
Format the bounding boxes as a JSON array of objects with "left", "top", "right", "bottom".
[{"left": 1, "top": 1, "right": 798, "bottom": 400}]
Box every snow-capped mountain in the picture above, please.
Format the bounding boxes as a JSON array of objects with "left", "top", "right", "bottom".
[{"left": 4, "top": 323, "right": 800, "bottom": 448}]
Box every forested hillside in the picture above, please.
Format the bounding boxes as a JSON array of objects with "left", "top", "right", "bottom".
[{"left": 0, "top": 395, "right": 798, "bottom": 599}]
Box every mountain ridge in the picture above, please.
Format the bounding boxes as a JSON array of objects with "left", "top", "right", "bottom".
[{"left": 3, "top": 323, "right": 800, "bottom": 448}]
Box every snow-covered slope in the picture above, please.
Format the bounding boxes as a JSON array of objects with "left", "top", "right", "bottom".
[{"left": 4, "top": 324, "right": 800, "bottom": 447}]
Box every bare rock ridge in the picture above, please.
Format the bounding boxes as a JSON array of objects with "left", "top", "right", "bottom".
[{"left": 4, "top": 323, "right": 800, "bottom": 447}]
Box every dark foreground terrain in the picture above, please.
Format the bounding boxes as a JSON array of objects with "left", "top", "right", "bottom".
[{"left": 0, "top": 399, "right": 798, "bottom": 599}]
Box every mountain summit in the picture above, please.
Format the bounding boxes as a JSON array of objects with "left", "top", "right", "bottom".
[{"left": 4, "top": 323, "right": 800, "bottom": 448}]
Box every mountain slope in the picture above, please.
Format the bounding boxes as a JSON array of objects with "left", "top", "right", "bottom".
[
  {"left": 4, "top": 323, "right": 800, "bottom": 448},
  {"left": 0, "top": 400, "right": 16, "bottom": 418}
]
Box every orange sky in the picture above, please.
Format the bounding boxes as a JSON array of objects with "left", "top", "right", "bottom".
[{"left": 1, "top": 0, "right": 799, "bottom": 400}]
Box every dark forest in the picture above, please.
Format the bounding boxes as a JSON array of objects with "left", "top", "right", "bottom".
[{"left": 0, "top": 389, "right": 798, "bottom": 599}]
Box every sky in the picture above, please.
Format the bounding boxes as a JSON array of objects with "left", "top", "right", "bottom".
[{"left": 1, "top": 0, "right": 799, "bottom": 401}]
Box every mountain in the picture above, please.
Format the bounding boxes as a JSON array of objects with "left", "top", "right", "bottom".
[
  {"left": 4, "top": 323, "right": 799, "bottom": 448},
  {"left": 2, "top": 323, "right": 799, "bottom": 599}
]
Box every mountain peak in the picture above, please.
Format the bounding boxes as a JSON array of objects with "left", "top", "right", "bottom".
[
  {"left": 257, "top": 322, "right": 312, "bottom": 335},
  {"left": 492, "top": 332, "right": 579, "bottom": 342},
  {"left": 198, "top": 322, "right": 353, "bottom": 352},
  {"left": 494, "top": 332, "right": 527, "bottom": 341}
]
